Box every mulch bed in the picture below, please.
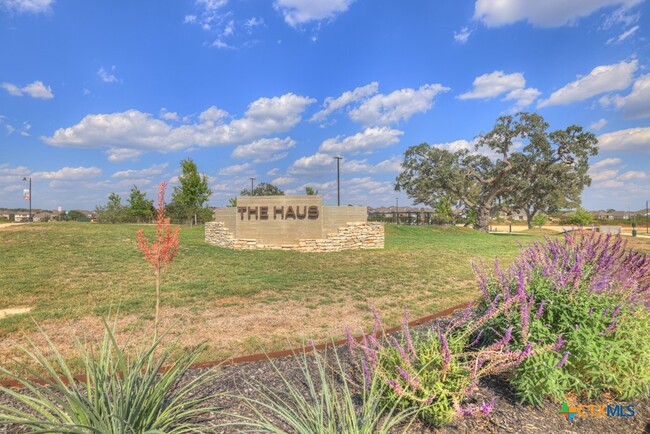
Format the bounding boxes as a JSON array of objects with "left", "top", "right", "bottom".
[{"left": 1, "top": 309, "right": 649, "bottom": 433}]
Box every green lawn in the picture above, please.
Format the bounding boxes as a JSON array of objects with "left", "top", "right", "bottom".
[{"left": 0, "top": 222, "right": 549, "bottom": 366}]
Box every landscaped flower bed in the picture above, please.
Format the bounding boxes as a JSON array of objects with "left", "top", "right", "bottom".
[{"left": 1, "top": 231, "right": 649, "bottom": 433}]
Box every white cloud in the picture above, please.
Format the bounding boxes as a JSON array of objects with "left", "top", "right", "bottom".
[
  {"left": 319, "top": 127, "right": 403, "bottom": 155},
  {"left": 474, "top": 0, "right": 643, "bottom": 27},
  {"left": 219, "top": 163, "right": 252, "bottom": 176},
  {"left": 184, "top": 14, "right": 197, "bottom": 23},
  {"left": 32, "top": 166, "right": 102, "bottom": 181},
  {"left": 274, "top": 0, "right": 355, "bottom": 26},
  {"left": 459, "top": 71, "right": 538, "bottom": 111},
  {"left": 349, "top": 84, "right": 449, "bottom": 126},
  {"left": 538, "top": 59, "right": 637, "bottom": 108},
  {"left": 589, "top": 118, "right": 608, "bottom": 131},
  {"left": 97, "top": 66, "right": 120, "bottom": 84},
  {"left": 106, "top": 148, "right": 143, "bottom": 163},
  {"left": 211, "top": 38, "right": 233, "bottom": 49},
  {"left": 310, "top": 82, "right": 378, "bottom": 123},
  {"left": 460, "top": 71, "right": 526, "bottom": 100},
  {"left": 1, "top": 0, "right": 54, "bottom": 14},
  {"left": 1, "top": 80, "right": 54, "bottom": 99},
  {"left": 602, "top": 73, "right": 650, "bottom": 119},
  {"left": 590, "top": 169, "right": 618, "bottom": 181},
  {"left": 271, "top": 176, "right": 296, "bottom": 185},
  {"left": 160, "top": 109, "right": 180, "bottom": 121},
  {"left": 606, "top": 25, "right": 639, "bottom": 44},
  {"left": 591, "top": 157, "right": 620, "bottom": 170},
  {"left": 43, "top": 93, "right": 315, "bottom": 157},
  {"left": 288, "top": 153, "right": 402, "bottom": 176},
  {"left": 454, "top": 27, "right": 472, "bottom": 43},
  {"left": 618, "top": 170, "right": 647, "bottom": 180},
  {"left": 267, "top": 167, "right": 280, "bottom": 176},
  {"left": 111, "top": 163, "right": 168, "bottom": 178},
  {"left": 231, "top": 137, "right": 296, "bottom": 162},
  {"left": 598, "top": 127, "right": 650, "bottom": 152}
]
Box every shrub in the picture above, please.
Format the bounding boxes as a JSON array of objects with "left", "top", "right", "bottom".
[
  {"left": 229, "top": 344, "right": 416, "bottom": 433},
  {"left": 563, "top": 207, "right": 594, "bottom": 226},
  {"left": 0, "top": 320, "right": 218, "bottom": 433},
  {"left": 347, "top": 308, "right": 555, "bottom": 426},
  {"left": 532, "top": 213, "right": 547, "bottom": 228},
  {"left": 474, "top": 232, "right": 650, "bottom": 404}
]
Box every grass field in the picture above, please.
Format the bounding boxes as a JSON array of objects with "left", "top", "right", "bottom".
[{"left": 2, "top": 222, "right": 645, "bottom": 369}]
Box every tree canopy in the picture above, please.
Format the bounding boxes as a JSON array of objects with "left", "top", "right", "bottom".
[
  {"left": 128, "top": 185, "right": 154, "bottom": 223},
  {"left": 240, "top": 182, "right": 284, "bottom": 196},
  {"left": 396, "top": 113, "right": 598, "bottom": 231}
]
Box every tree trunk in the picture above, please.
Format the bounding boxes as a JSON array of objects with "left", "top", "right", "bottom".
[
  {"left": 526, "top": 209, "right": 534, "bottom": 230},
  {"left": 474, "top": 207, "right": 491, "bottom": 232},
  {"left": 194, "top": 212, "right": 197, "bottom": 226}
]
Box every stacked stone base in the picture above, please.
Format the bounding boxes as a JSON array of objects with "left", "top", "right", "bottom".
[{"left": 205, "top": 221, "right": 384, "bottom": 252}]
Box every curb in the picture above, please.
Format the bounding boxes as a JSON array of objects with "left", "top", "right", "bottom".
[{"left": 0, "top": 301, "right": 473, "bottom": 389}]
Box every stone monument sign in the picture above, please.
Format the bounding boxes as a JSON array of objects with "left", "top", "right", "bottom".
[{"left": 205, "top": 195, "right": 384, "bottom": 252}]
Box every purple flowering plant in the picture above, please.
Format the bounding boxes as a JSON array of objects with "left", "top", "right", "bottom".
[
  {"left": 474, "top": 231, "right": 650, "bottom": 404},
  {"left": 346, "top": 303, "right": 557, "bottom": 426}
]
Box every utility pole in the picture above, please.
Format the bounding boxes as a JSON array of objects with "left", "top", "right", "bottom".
[
  {"left": 334, "top": 156, "right": 342, "bottom": 206},
  {"left": 23, "top": 177, "right": 31, "bottom": 222},
  {"left": 249, "top": 177, "right": 255, "bottom": 196}
]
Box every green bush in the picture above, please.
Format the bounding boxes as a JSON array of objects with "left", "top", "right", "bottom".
[
  {"left": 532, "top": 213, "right": 547, "bottom": 228},
  {"left": 563, "top": 207, "right": 594, "bottom": 226},
  {"left": 0, "top": 320, "right": 219, "bottom": 433},
  {"left": 475, "top": 232, "right": 650, "bottom": 405}
]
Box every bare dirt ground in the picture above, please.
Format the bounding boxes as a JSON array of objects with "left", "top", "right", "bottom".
[{"left": 0, "top": 308, "right": 32, "bottom": 320}]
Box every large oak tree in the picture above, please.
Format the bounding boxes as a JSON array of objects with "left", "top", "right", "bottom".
[{"left": 395, "top": 113, "right": 598, "bottom": 231}]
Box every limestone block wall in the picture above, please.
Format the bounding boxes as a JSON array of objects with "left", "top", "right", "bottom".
[{"left": 205, "top": 221, "right": 384, "bottom": 252}]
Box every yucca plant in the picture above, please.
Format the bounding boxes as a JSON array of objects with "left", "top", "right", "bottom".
[
  {"left": 228, "top": 344, "right": 416, "bottom": 433},
  {"left": 0, "top": 319, "right": 218, "bottom": 433}
]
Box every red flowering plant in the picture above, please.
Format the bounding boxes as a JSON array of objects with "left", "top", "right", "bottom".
[{"left": 136, "top": 181, "right": 180, "bottom": 337}]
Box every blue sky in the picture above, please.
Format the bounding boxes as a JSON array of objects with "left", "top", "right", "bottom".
[{"left": 1, "top": 0, "right": 649, "bottom": 211}]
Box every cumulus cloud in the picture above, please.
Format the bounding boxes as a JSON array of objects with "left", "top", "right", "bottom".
[
  {"left": 458, "top": 71, "right": 539, "bottom": 111},
  {"left": 319, "top": 127, "right": 403, "bottom": 155},
  {"left": 288, "top": 153, "right": 402, "bottom": 176},
  {"left": 598, "top": 127, "right": 650, "bottom": 152},
  {"left": 538, "top": 59, "right": 637, "bottom": 108},
  {"left": 274, "top": 0, "right": 355, "bottom": 26},
  {"left": 32, "top": 166, "right": 102, "bottom": 181},
  {"left": 349, "top": 84, "right": 449, "bottom": 126},
  {"left": 106, "top": 148, "right": 143, "bottom": 163},
  {"left": 97, "top": 66, "right": 120, "bottom": 84},
  {"left": 1, "top": 0, "right": 54, "bottom": 14},
  {"left": 591, "top": 157, "right": 621, "bottom": 170},
  {"left": 454, "top": 27, "right": 472, "bottom": 43},
  {"left": 600, "top": 73, "right": 650, "bottom": 119},
  {"left": 310, "top": 82, "right": 378, "bottom": 123},
  {"left": 160, "top": 109, "right": 180, "bottom": 121},
  {"left": 231, "top": 137, "right": 296, "bottom": 162},
  {"left": 42, "top": 93, "right": 315, "bottom": 157},
  {"left": 1, "top": 80, "right": 54, "bottom": 99},
  {"left": 270, "top": 176, "right": 296, "bottom": 185},
  {"left": 589, "top": 118, "right": 608, "bottom": 131},
  {"left": 111, "top": 163, "right": 168, "bottom": 178},
  {"left": 218, "top": 163, "right": 252, "bottom": 176},
  {"left": 474, "top": 0, "right": 643, "bottom": 27}
]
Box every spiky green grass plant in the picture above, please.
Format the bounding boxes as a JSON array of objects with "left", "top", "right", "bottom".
[
  {"left": 0, "top": 319, "right": 218, "bottom": 433},
  {"left": 228, "top": 345, "right": 416, "bottom": 434}
]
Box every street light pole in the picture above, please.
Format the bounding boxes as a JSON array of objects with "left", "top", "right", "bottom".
[
  {"left": 334, "top": 156, "right": 342, "bottom": 206},
  {"left": 646, "top": 200, "right": 648, "bottom": 234},
  {"left": 249, "top": 177, "right": 255, "bottom": 196},
  {"left": 23, "top": 177, "right": 31, "bottom": 222}
]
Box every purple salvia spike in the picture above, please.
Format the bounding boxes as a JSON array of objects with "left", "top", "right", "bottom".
[
  {"left": 553, "top": 333, "right": 566, "bottom": 351},
  {"left": 402, "top": 307, "right": 416, "bottom": 357},
  {"left": 437, "top": 327, "right": 451, "bottom": 369},
  {"left": 480, "top": 398, "right": 496, "bottom": 415},
  {"left": 601, "top": 321, "right": 617, "bottom": 335},
  {"left": 535, "top": 300, "right": 547, "bottom": 319},
  {"left": 588, "top": 306, "right": 594, "bottom": 316},
  {"left": 556, "top": 351, "right": 570, "bottom": 369}
]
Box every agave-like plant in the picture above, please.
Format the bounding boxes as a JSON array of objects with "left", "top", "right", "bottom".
[
  {"left": 0, "top": 319, "right": 219, "bottom": 433},
  {"left": 228, "top": 344, "right": 416, "bottom": 434}
]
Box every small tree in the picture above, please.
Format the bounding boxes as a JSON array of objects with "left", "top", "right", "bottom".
[
  {"left": 128, "top": 185, "right": 154, "bottom": 223},
  {"left": 305, "top": 186, "right": 319, "bottom": 195},
  {"left": 565, "top": 207, "right": 594, "bottom": 226},
  {"left": 227, "top": 197, "right": 237, "bottom": 207},
  {"left": 136, "top": 182, "right": 180, "bottom": 338},
  {"left": 171, "top": 158, "right": 212, "bottom": 225},
  {"left": 96, "top": 192, "right": 129, "bottom": 223},
  {"left": 532, "top": 213, "right": 548, "bottom": 228}
]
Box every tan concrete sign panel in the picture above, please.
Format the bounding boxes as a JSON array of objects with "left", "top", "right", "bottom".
[{"left": 235, "top": 195, "right": 323, "bottom": 244}]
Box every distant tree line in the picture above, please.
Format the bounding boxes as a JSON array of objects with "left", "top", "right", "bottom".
[{"left": 96, "top": 158, "right": 213, "bottom": 225}]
